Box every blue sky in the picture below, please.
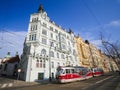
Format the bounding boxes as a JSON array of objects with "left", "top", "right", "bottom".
[{"left": 0, "top": 0, "right": 120, "bottom": 58}]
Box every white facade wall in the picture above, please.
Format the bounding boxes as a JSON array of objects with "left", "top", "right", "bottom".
[{"left": 21, "top": 9, "right": 78, "bottom": 82}]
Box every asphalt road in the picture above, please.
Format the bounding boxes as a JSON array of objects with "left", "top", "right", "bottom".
[{"left": 0, "top": 73, "right": 120, "bottom": 90}]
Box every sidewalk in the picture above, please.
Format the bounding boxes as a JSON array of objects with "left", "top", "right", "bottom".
[{"left": 0, "top": 78, "right": 54, "bottom": 89}]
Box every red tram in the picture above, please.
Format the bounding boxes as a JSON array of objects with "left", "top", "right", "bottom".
[
  {"left": 92, "top": 68, "right": 104, "bottom": 76},
  {"left": 56, "top": 66, "right": 104, "bottom": 83}
]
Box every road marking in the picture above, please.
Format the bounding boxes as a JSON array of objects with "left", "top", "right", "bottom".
[
  {"left": 82, "top": 76, "right": 114, "bottom": 90},
  {"left": 8, "top": 83, "right": 13, "bottom": 87},
  {"left": 1, "top": 83, "right": 7, "bottom": 88},
  {"left": 95, "top": 76, "right": 113, "bottom": 84}
]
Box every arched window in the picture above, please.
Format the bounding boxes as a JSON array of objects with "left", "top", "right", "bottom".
[
  {"left": 40, "top": 60, "right": 42, "bottom": 68},
  {"left": 41, "top": 49, "right": 46, "bottom": 55},
  {"left": 36, "top": 60, "right": 39, "bottom": 68},
  {"left": 50, "top": 51, "right": 54, "bottom": 57}
]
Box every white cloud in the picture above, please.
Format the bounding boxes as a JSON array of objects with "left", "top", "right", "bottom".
[
  {"left": 107, "top": 20, "right": 120, "bottom": 27},
  {"left": 0, "top": 30, "right": 27, "bottom": 58},
  {"left": 91, "top": 40, "right": 102, "bottom": 48}
]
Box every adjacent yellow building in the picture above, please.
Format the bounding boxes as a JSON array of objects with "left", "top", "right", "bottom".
[{"left": 74, "top": 35, "right": 118, "bottom": 73}]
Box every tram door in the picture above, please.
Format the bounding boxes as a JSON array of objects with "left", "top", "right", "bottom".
[{"left": 65, "top": 69, "right": 71, "bottom": 79}]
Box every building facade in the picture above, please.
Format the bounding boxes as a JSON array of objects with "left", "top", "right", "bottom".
[
  {"left": 20, "top": 5, "right": 119, "bottom": 82},
  {"left": 74, "top": 36, "right": 91, "bottom": 67},
  {"left": 20, "top": 5, "right": 78, "bottom": 82},
  {"left": 74, "top": 36, "right": 112, "bottom": 72}
]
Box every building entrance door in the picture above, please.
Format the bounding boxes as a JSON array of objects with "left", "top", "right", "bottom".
[{"left": 38, "top": 73, "right": 44, "bottom": 80}]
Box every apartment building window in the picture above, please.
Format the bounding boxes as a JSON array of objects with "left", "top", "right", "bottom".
[
  {"left": 56, "top": 35, "right": 58, "bottom": 40},
  {"left": 50, "top": 33, "right": 53, "bottom": 38},
  {"left": 50, "top": 41, "right": 54, "bottom": 47},
  {"left": 29, "top": 34, "right": 36, "bottom": 41},
  {"left": 30, "top": 26, "right": 33, "bottom": 31},
  {"left": 61, "top": 54, "right": 65, "bottom": 59},
  {"left": 32, "top": 34, "right": 36, "bottom": 41},
  {"left": 29, "top": 35, "right": 31, "bottom": 41},
  {"left": 43, "top": 22, "right": 47, "bottom": 27},
  {"left": 39, "top": 60, "right": 42, "bottom": 68},
  {"left": 31, "top": 25, "right": 37, "bottom": 31},
  {"left": 51, "top": 62, "right": 54, "bottom": 68},
  {"left": 32, "top": 17, "right": 38, "bottom": 22},
  {"left": 42, "top": 38, "right": 47, "bottom": 45},
  {"left": 57, "top": 53, "right": 59, "bottom": 58},
  {"left": 42, "top": 29, "right": 47, "bottom": 35},
  {"left": 36, "top": 59, "right": 45, "bottom": 68},
  {"left": 55, "top": 29, "right": 58, "bottom": 33},
  {"left": 35, "top": 25, "right": 37, "bottom": 30},
  {"left": 50, "top": 51, "right": 54, "bottom": 57},
  {"left": 36, "top": 60, "right": 39, "bottom": 68},
  {"left": 50, "top": 26, "right": 53, "bottom": 31}
]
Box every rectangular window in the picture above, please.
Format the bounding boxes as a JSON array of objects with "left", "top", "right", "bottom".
[
  {"left": 39, "top": 61, "right": 42, "bottom": 68},
  {"left": 32, "top": 17, "right": 38, "bottom": 22},
  {"left": 42, "top": 29, "right": 47, "bottom": 35},
  {"left": 31, "top": 34, "right": 36, "bottom": 41},
  {"left": 50, "top": 33, "right": 53, "bottom": 38},
  {"left": 43, "top": 62, "right": 45, "bottom": 68},
  {"left": 34, "top": 34, "right": 36, "bottom": 40},
  {"left": 42, "top": 38, "right": 47, "bottom": 45},
  {"left": 31, "top": 35, "right": 34, "bottom": 41},
  {"left": 66, "top": 69, "right": 70, "bottom": 74},
  {"left": 51, "top": 62, "right": 54, "bottom": 68},
  {"left": 55, "top": 29, "right": 58, "bottom": 33},
  {"left": 35, "top": 25, "right": 37, "bottom": 30},
  {"left": 57, "top": 53, "right": 59, "bottom": 58},
  {"left": 36, "top": 62, "right": 39, "bottom": 68},
  {"left": 43, "top": 22, "right": 47, "bottom": 27},
  {"left": 29, "top": 35, "right": 31, "bottom": 41},
  {"left": 50, "top": 41, "right": 54, "bottom": 47},
  {"left": 31, "top": 26, "right": 33, "bottom": 31},
  {"left": 50, "top": 26, "right": 53, "bottom": 31},
  {"left": 56, "top": 35, "right": 58, "bottom": 40}
]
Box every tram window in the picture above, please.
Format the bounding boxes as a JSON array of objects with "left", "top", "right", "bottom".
[
  {"left": 62, "top": 70, "right": 65, "bottom": 74},
  {"left": 71, "top": 69, "right": 75, "bottom": 73},
  {"left": 66, "top": 69, "right": 70, "bottom": 74}
]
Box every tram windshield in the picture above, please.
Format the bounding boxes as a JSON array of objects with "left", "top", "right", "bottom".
[{"left": 56, "top": 68, "right": 65, "bottom": 75}]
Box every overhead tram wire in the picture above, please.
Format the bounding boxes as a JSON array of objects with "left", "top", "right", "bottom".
[
  {"left": 3, "top": 29, "right": 26, "bottom": 37},
  {"left": 0, "top": 28, "right": 26, "bottom": 48},
  {"left": 81, "top": 0, "right": 105, "bottom": 31}
]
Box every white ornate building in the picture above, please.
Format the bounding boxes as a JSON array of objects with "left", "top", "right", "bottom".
[{"left": 20, "top": 5, "right": 78, "bottom": 82}]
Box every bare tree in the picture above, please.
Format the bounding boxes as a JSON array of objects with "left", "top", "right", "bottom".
[{"left": 100, "top": 32, "right": 120, "bottom": 70}]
